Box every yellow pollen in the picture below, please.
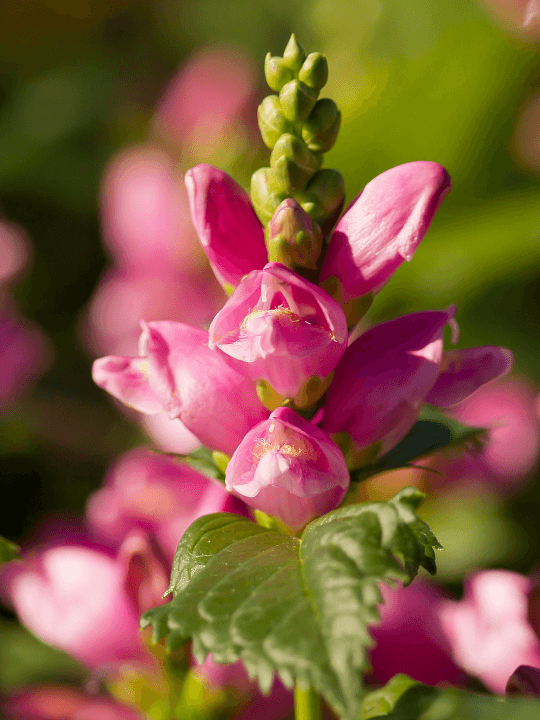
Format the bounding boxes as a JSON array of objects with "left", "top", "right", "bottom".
[
  {"left": 252, "top": 436, "right": 318, "bottom": 462},
  {"left": 240, "top": 305, "right": 301, "bottom": 331}
]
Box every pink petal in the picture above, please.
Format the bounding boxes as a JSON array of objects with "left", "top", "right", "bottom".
[
  {"left": 185, "top": 164, "right": 267, "bottom": 289},
  {"left": 425, "top": 346, "right": 513, "bottom": 408},
  {"left": 320, "top": 162, "right": 451, "bottom": 301},
  {"left": 92, "top": 355, "right": 162, "bottom": 414}
]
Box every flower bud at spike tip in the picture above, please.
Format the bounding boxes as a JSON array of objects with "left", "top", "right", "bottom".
[
  {"left": 225, "top": 407, "right": 349, "bottom": 531},
  {"left": 299, "top": 53, "right": 328, "bottom": 90},
  {"left": 258, "top": 95, "right": 294, "bottom": 150},
  {"left": 266, "top": 198, "right": 323, "bottom": 270},
  {"left": 302, "top": 99, "right": 341, "bottom": 153},
  {"left": 264, "top": 53, "right": 294, "bottom": 92},
  {"left": 283, "top": 34, "right": 306, "bottom": 74},
  {"left": 279, "top": 80, "right": 318, "bottom": 123}
]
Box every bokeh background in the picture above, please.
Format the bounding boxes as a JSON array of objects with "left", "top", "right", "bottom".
[{"left": 2, "top": 0, "right": 540, "bottom": 704}]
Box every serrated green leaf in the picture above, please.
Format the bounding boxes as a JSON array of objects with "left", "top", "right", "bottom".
[
  {"left": 350, "top": 405, "right": 486, "bottom": 485},
  {"left": 361, "top": 674, "right": 540, "bottom": 720},
  {"left": 0, "top": 535, "right": 20, "bottom": 564},
  {"left": 142, "top": 488, "right": 440, "bottom": 720}
]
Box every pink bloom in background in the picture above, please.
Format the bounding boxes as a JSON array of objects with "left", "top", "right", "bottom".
[
  {"left": 83, "top": 146, "right": 224, "bottom": 358},
  {"left": 369, "top": 582, "right": 465, "bottom": 687},
  {"left": 87, "top": 448, "right": 244, "bottom": 562},
  {"left": 1, "top": 685, "right": 143, "bottom": 720},
  {"left": 226, "top": 407, "right": 349, "bottom": 530},
  {"left": 0, "top": 219, "right": 51, "bottom": 411},
  {"left": 209, "top": 262, "right": 348, "bottom": 398},
  {"left": 92, "top": 322, "right": 268, "bottom": 455},
  {"left": 2, "top": 543, "right": 150, "bottom": 671},
  {"left": 151, "top": 43, "right": 260, "bottom": 159},
  {"left": 320, "top": 162, "right": 452, "bottom": 306},
  {"left": 432, "top": 376, "right": 540, "bottom": 493},
  {"left": 478, "top": 0, "right": 540, "bottom": 38},
  {"left": 439, "top": 570, "right": 540, "bottom": 693}
]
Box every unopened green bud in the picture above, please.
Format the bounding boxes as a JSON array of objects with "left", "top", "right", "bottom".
[
  {"left": 264, "top": 53, "right": 295, "bottom": 92},
  {"left": 298, "top": 53, "right": 328, "bottom": 90},
  {"left": 269, "top": 134, "right": 321, "bottom": 193},
  {"left": 302, "top": 99, "right": 341, "bottom": 153},
  {"left": 250, "top": 167, "right": 286, "bottom": 226},
  {"left": 266, "top": 198, "right": 323, "bottom": 269},
  {"left": 298, "top": 168, "right": 345, "bottom": 223},
  {"left": 279, "top": 80, "right": 318, "bottom": 123},
  {"left": 282, "top": 34, "right": 306, "bottom": 74},
  {"left": 257, "top": 95, "right": 295, "bottom": 149}
]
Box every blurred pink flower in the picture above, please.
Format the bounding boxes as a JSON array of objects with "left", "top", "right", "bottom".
[
  {"left": 1, "top": 685, "right": 143, "bottom": 720},
  {"left": 225, "top": 406, "right": 349, "bottom": 530},
  {"left": 433, "top": 376, "right": 540, "bottom": 493},
  {"left": 439, "top": 570, "right": 540, "bottom": 693},
  {"left": 87, "top": 448, "right": 244, "bottom": 562},
  {"left": 478, "top": 0, "right": 540, "bottom": 39},
  {"left": 92, "top": 322, "right": 268, "bottom": 455},
  {"left": 369, "top": 582, "right": 465, "bottom": 687},
  {"left": 0, "top": 220, "right": 31, "bottom": 285},
  {"left": 152, "top": 43, "right": 259, "bottom": 158},
  {"left": 2, "top": 543, "right": 150, "bottom": 671},
  {"left": 209, "top": 262, "right": 348, "bottom": 398}
]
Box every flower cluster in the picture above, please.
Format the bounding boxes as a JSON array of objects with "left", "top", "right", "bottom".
[{"left": 93, "top": 165, "right": 511, "bottom": 531}]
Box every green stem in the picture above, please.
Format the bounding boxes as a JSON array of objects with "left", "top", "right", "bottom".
[{"left": 294, "top": 684, "right": 321, "bottom": 720}]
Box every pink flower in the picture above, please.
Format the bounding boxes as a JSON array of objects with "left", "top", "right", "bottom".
[
  {"left": 432, "top": 376, "right": 540, "bottom": 493},
  {"left": 368, "top": 582, "right": 465, "bottom": 687},
  {"left": 2, "top": 543, "right": 149, "bottom": 670},
  {"left": 209, "top": 262, "right": 348, "bottom": 399},
  {"left": 319, "top": 162, "right": 451, "bottom": 304},
  {"left": 225, "top": 407, "right": 349, "bottom": 530},
  {"left": 0, "top": 220, "right": 31, "bottom": 285},
  {"left": 438, "top": 570, "right": 540, "bottom": 693},
  {"left": 1, "top": 685, "right": 144, "bottom": 720},
  {"left": 152, "top": 44, "right": 259, "bottom": 155},
  {"left": 87, "top": 448, "right": 244, "bottom": 562},
  {"left": 322, "top": 309, "right": 512, "bottom": 460},
  {"left": 92, "top": 322, "right": 268, "bottom": 455},
  {"left": 185, "top": 164, "right": 267, "bottom": 290},
  {"left": 478, "top": 0, "right": 540, "bottom": 39}
]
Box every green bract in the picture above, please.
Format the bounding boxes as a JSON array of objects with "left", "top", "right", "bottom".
[{"left": 141, "top": 488, "right": 441, "bottom": 720}]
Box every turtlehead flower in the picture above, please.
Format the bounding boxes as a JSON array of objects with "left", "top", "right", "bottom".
[
  {"left": 185, "top": 164, "right": 267, "bottom": 291},
  {"left": 209, "top": 262, "right": 347, "bottom": 401},
  {"left": 225, "top": 406, "right": 349, "bottom": 530},
  {"left": 322, "top": 309, "right": 512, "bottom": 463},
  {"left": 92, "top": 322, "right": 268, "bottom": 455},
  {"left": 320, "top": 162, "right": 451, "bottom": 321},
  {"left": 438, "top": 570, "right": 540, "bottom": 693}
]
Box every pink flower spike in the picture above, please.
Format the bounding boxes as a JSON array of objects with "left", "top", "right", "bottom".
[
  {"left": 185, "top": 164, "right": 267, "bottom": 290},
  {"left": 92, "top": 356, "right": 162, "bottom": 415},
  {"left": 320, "top": 162, "right": 451, "bottom": 302},
  {"left": 322, "top": 309, "right": 452, "bottom": 456},
  {"left": 118, "top": 529, "right": 170, "bottom": 616},
  {"left": 209, "top": 262, "right": 348, "bottom": 399},
  {"left": 425, "top": 346, "right": 513, "bottom": 408},
  {"left": 226, "top": 407, "right": 349, "bottom": 531}
]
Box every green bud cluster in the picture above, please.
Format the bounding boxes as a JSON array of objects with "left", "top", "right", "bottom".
[{"left": 251, "top": 34, "right": 344, "bottom": 234}]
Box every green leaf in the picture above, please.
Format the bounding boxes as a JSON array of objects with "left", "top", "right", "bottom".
[
  {"left": 350, "top": 405, "right": 486, "bottom": 485},
  {"left": 155, "top": 447, "right": 226, "bottom": 484},
  {"left": 361, "top": 674, "right": 540, "bottom": 720},
  {"left": 142, "top": 488, "right": 440, "bottom": 720},
  {"left": 0, "top": 535, "right": 20, "bottom": 564}
]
